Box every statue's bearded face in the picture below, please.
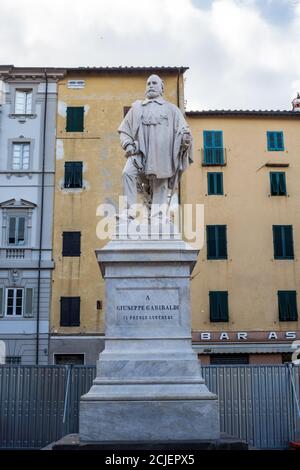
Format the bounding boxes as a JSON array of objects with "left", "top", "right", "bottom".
[{"left": 146, "top": 75, "right": 163, "bottom": 99}]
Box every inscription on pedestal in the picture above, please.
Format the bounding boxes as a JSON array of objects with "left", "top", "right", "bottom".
[{"left": 116, "top": 288, "right": 180, "bottom": 326}]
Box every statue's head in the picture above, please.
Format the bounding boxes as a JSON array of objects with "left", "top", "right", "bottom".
[{"left": 145, "top": 74, "right": 164, "bottom": 99}]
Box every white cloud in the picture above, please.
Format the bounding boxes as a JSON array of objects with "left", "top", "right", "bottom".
[{"left": 0, "top": 0, "right": 299, "bottom": 110}]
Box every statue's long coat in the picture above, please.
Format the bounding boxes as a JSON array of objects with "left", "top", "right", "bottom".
[{"left": 118, "top": 97, "right": 193, "bottom": 180}]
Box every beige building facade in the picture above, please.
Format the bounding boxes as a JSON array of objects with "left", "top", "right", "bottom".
[
  {"left": 49, "top": 67, "right": 186, "bottom": 364},
  {"left": 184, "top": 110, "right": 300, "bottom": 364},
  {"left": 49, "top": 67, "right": 300, "bottom": 365}
]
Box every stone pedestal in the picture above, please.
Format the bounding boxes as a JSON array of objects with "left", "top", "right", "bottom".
[{"left": 79, "top": 238, "right": 220, "bottom": 441}]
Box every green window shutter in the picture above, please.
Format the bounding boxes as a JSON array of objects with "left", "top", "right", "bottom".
[
  {"left": 207, "top": 173, "right": 215, "bottom": 194},
  {"left": 270, "top": 172, "right": 286, "bottom": 196},
  {"left": 209, "top": 292, "right": 218, "bottom": 321},
  {"left": 216, "top": 173, "right": 223, "bottom": 194},
  {"left": 210, "top": 291, "right": 228, "bottom": 322},
  {"left": 74, "top": 162, "right": 83, "bottom": 187},
  {"left": 60, "top": 297, "right": 70, "bottom": 326},
  {"left": 62, "top": 232, "right": 81, "bottom": 256},
  {"left": 213, "top": 131, "right": 224, "bottom": 164},
  {"left": 284, "top": 226, "right": 294, "bottom": 259},
  {"left": 278, "top": 173, "right": 286, "bottom": 195},
  {"left": 60, "top": 297, "right": 80, "bottom": 326},
  {"left": 208, "top": 173, "right": 223, "bottom": 195},
  {"left": 0, "top": 288, "right": 4, "bottom": 317},
  {"left": 267, "top": 131, "right": 284, "bottom": 151},
  {"left": 66, "top": 107, "right": 84, "bottom": 132},
  {"left": 203, "top": 131, "right": 213, "bottom": 148},
  {"left": 278, "top": 291, "right": 287, "bottom": 321},
  {"left": 64, "top": 162, "right": 83, "bottom": 188},
  {"left": 207, "top": 226, "right": 216, "bottom": 258},
  {"left": 273, "top": 225, "right": 294, "bottom": 259},
  {"left": 288, "top": 292, "right": 298, "bottom": 321},
  {"left": 270, "top": 173, "right": 279, "bottom": 195},
  {"left": 207, "top": 225, "right": 227, "bottom": 259},
  {"left": 267, "top": 131, "right": 274, "bottom": 150},
  {"left": 24, "top": 288, "right": 34, "bottom": 318},
  {"left": 276, "top": 132, "right": 284, "bottom": 150},
  {"left": 219, "top": 292, "right": 229, "bottom": 321},
  {"left": 273, "top": 225, "right": 283, "bottom": 258},
  {"left": 203, "top": 131, "right": 224, "bottom": 164},
  {"left": 278, "top": 291, "right": 298, "bottom": 321},
  {"left": 213, "top": 131, "right": 223, "bottom": 148},
  {"left": 204, "top": 131, "right": 213, "bottom": 164},
  {"left": 218, "top": 225, "right": 227, "bottom": 259},
  {"left": 64, "top": 162, "right": 72, "bottom": 188}
]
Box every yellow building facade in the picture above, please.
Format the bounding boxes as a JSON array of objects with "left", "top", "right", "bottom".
[
  {"left": 50, "top": 67, "right": 300, "bottom": 365},
  {"left": 49, "top": 67, "right": 186, "bottom": 364},
  {"left": 184, "top": 111, "right": 300, "bottom": 364}
]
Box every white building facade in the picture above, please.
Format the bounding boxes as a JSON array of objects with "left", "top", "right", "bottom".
[{"left": 0, "top": 66, "right": 65, "bottom": 364}]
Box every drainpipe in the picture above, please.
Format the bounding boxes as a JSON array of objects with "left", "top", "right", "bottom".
[
  {"left": 36, "top": 71, "right": 48, "bottom": 364},
  {"left": 177, "top": 70, "right": 181, "bottom": 207}
]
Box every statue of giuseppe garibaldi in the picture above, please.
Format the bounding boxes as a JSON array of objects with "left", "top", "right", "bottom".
[{"left": 118, "top": 74, "right": 193, "bottom": 219}]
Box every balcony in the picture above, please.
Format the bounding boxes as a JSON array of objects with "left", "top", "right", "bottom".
[
  {"left": 6, "top": 248, "right": 25, "bottom": 259},
  {"left": 202, "top": 148, "right": 226, "bottom": 166},
  {"left": 0, "top": 247, "right": 54, "bottom": 269}
]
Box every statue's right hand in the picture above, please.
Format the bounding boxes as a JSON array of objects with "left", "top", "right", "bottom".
[{"left": 125, "top": 144, "right": 136, "bottom": 158}]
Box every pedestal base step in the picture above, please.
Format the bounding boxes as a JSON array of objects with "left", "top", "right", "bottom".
[
  {"left": 80, "top": 398, "right": 220, "bottom": 441},
  {"left": 47, "top": 433, "right": 248, "bottom": 450}
]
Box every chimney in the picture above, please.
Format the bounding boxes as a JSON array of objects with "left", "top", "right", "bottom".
[{"left": 292, "top": 93, "right": 300, "bottom": 112}]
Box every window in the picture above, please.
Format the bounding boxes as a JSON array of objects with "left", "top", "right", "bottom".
[
  {"left": 64, "top": 162, "right": 83, "bottom": 188},
  {"left": 66, "top": 106, "right": 84, "bottom": 132},
  {"left": 54, "top": 354, "right": 84, "bottom": 365},
  {"left": 270, "top": 172, "right": 286, "bottom": 196},
  {"left": 15, "top": 90, "right": 32, "bottom": 114},
  {"left": 6, "top": 288, "right": 23, "bottom": 316},
  {"left": 273, "top": 225, "right": 294, "bottom": 259},
  {"left": 278, "top": 291, "right": 298, "bottom": 321},
  {"left": 60, "top": 297, "right": 80, "bottom": 326},
  {"left": 6, "top": 356, "right": 22, "bottom": 365},
  {"left": 203, "top": 131, "right": 224, "bottom": 165},
  {"left": 67, "top": 80, "right": 85, "bottom": 89},
  {"left": 8, "top": 216, "right": 25, "bottom": 245},
  {"left": 209, "top": 291, "right": 229, "bottom": 322},
  {"left": 62, "top": 232, "right": 81, "bottom": 256},
  {"left": 267, "top": 131, "right": 284, "bottom": 151},
  {"left": 207, "top": 225, "right": 227, "bottom": 259},
  {"left": 207, "top": 172, "right": 223, "bottom": 195},
  {"left": 210, "top": 354, "right": 249, "bottom": 365},
  {"left": 0, "top": 287, "right": 33, "bottom": 318},
  {"left": 12, "top": 143, "right": 30, "bottom": 170}
]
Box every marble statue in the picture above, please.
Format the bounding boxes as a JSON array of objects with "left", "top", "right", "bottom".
[{"left": 118, "top": 74, "right": 193, "bottom": 216}]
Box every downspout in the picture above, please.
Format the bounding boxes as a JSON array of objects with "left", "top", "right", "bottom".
[
  {"left": 177, "top": 70, "right": 181, "bottom": 207},
  {"left": 36, "top": 71, "right": 48, "bottom": 364}
]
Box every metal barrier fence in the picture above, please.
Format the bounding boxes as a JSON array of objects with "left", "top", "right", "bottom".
[{"left": 0, "top": 365, "right": 299, "bottom": 449}]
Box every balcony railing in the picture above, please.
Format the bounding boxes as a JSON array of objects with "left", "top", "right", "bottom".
[
  {"left": 6, "top": 248, "right": 25, "bottom": 259},
  {"left": 202, "top": 148, "right": 226, "bottom": 166}
]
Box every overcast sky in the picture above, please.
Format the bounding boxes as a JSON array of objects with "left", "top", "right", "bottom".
[{"left": 0, "top": 0, "right": 299, "bottom": 110}]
